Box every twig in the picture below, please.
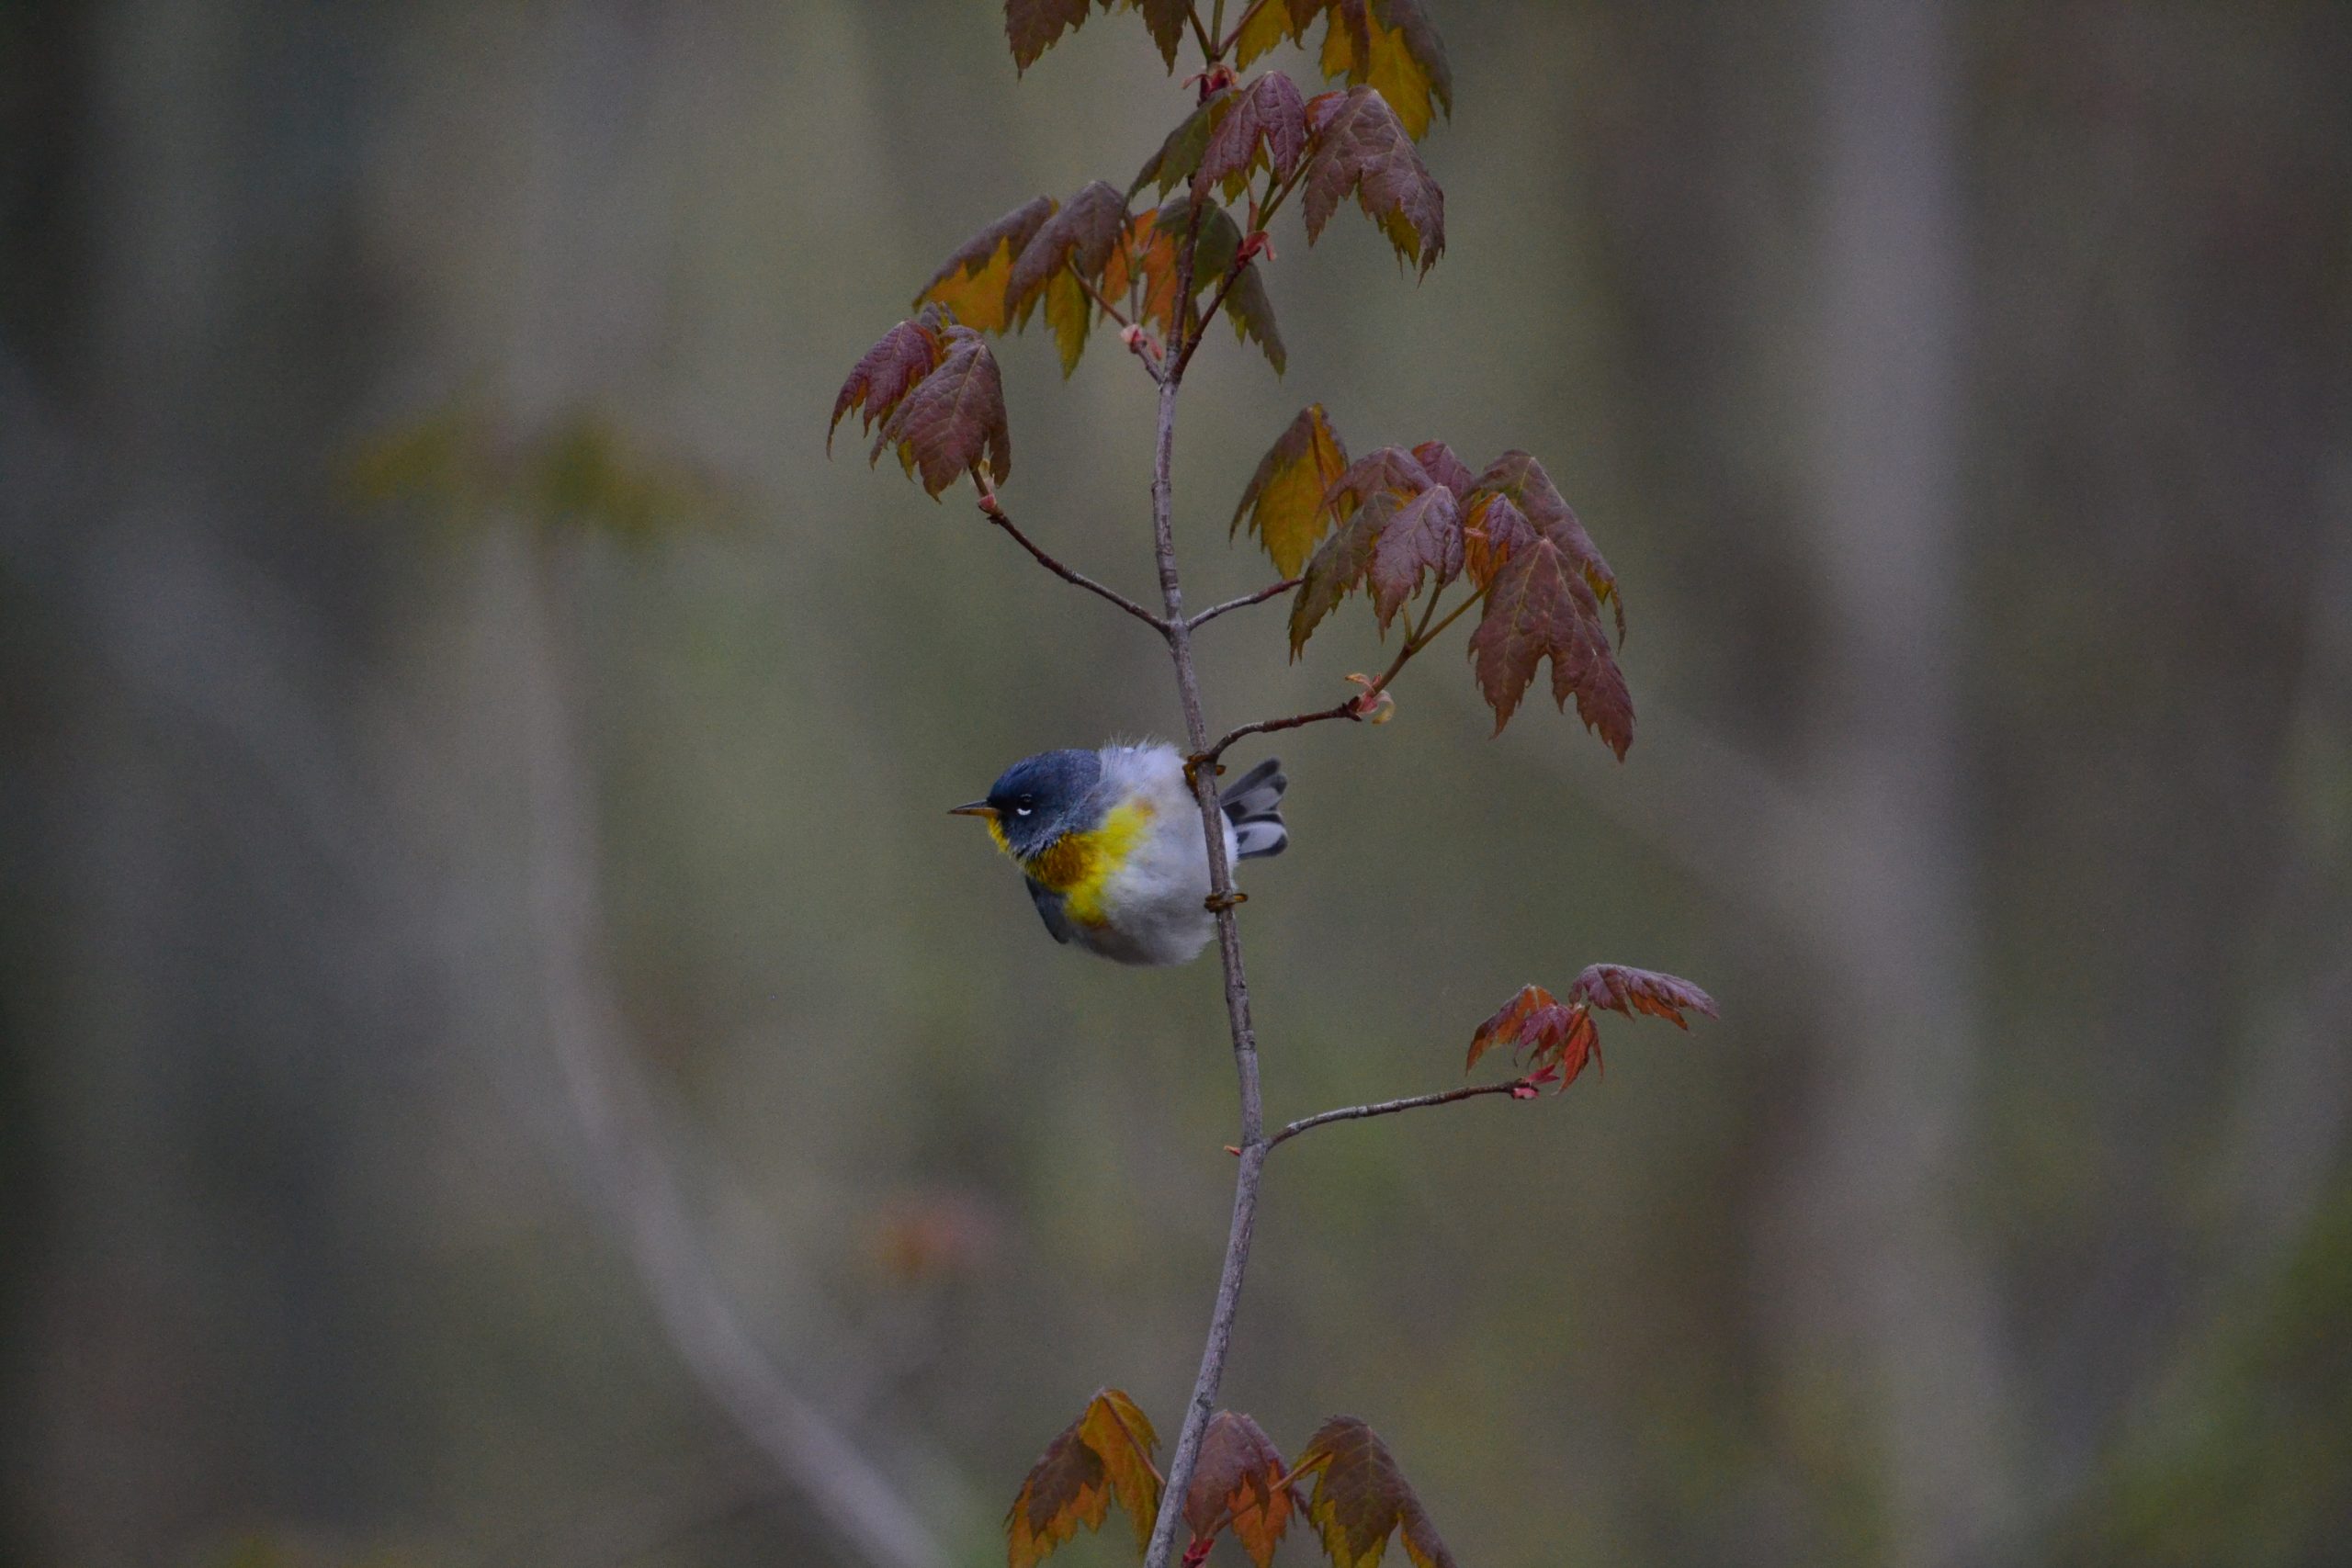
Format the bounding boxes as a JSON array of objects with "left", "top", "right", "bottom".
[
  {"left": 1269, "top": 1079, "right": 1538, "bottom": 1151},
  {"left": 1070, "top": 262, "right": 1138, "bottom": 335},
  {"left": 1187, "top": 578, "right": 1300, "bottom": 630},
  {"left": 978, "top": 491, "right": 1170, "bottom": 636}
]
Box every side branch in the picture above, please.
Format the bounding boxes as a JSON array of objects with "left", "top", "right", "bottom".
[
  {"left": 1269, "top": 1078, "right": 1539, "bottom": 1151},
  {"left": 1187, "top": 578, "right": 1300, "bottom": 631},
  {"left": 978, "top": 493, "right": 1169, "bottom": 636}
]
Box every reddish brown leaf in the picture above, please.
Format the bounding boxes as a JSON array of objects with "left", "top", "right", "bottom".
[
  {"left": 1463, "top": 450, "right": 1623, "bottom": 639},
  {"left": 1408, "top": 440, "right": 1476, "bottom": 498},
  {"left": 1302, "top": 85, "right": 1444, "bottom": 275},
  {"left": 1466, "top": 534, "right": 1633, "bottom": 753},
  {"left": 1461, "top": 490, "right": 1537, "bottom": 589},
  {"left": 1366, "top": 484, "right": 1462, "bottom": 628},
  {"left": 1467, "top": 984, "right": 1602, "bottom": 1091},
  {"left": 1291, "top": 1416, "right": 1458, "bottom": 1568},
  {"left": 1005, "top": 0, "right": 1102, "bottom": 71},
  {"left": 1326, "top": 445, "right": 1433, "bottom": 522},
  {"left": 1288, "top": 502, "right": 1382, "bottom": 658},
  {"left": 1184, "top": 1412, "right": 1295, "bottom": 1568},
  {"left": 829, "top": 305, "right": 948, "bottom": 454},
  {"left": 1196, "top": 71, "right": 1309, "bottom": 201},
  {"left": 916, "top": 197, "right": 1057, "bottom": 334},
  {"left": 1005, "top": 0, "right": 1095, "bottom": 70},
  {"left": 1233, "top": 404, "right": 1350, "bottom": 577},
  {"left": 1566, "top": 964, "right": 1719, "bottom": 1029},
  {"left": 1135, "top": 89, "right": 1233, "bottom": 197},
  {"left": 873, "top": 326, "right": 1011, "bottom": 498},
  {"left": 1137, "top": 0, "right": 1192, "bottom": 67},
  {"left": 1315, "top": 0, "right": 1452, "bottom": 141},
  {"left": 1006, "top": 1387, "right": 1164, "bottom": 1568},
  {"left": 1466, "top": 984, "right": 1554, "bottom": 1073},
  {"left": 1225, "top": 260, "right": 1286, "bottom": 373},
  {"left": 1009, "top": 180, "right": 1130, "bottom": 319}
]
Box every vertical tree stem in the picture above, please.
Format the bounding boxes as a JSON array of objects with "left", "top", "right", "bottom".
[{"left": 1136, "top": 274, "right": 1270, "bottom": 1568}]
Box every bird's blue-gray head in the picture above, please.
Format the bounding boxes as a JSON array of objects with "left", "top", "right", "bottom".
[{"left": 950, "top": 748, "right": 1103, "bottom": 861}]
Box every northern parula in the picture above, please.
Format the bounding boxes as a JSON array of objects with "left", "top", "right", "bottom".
[{"left": 951, "top": 742, "right": 1287, "bottom": 965}]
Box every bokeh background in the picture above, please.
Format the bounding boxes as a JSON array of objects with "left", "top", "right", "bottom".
[{"left": 5, "top": 3, "right": 2349, "bottom": 1566}]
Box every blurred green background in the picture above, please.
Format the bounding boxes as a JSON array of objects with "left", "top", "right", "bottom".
[{"left": 4, "top": 3, "right": 2349, "bottom": 1566}]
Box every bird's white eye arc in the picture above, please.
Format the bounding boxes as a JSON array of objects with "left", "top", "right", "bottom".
[{"left": 1013, "top": 805, "right": 1033, "bottom": 817}]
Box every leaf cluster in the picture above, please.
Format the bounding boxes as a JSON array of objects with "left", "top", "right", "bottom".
[
  {"left": 1467, "top": 966, "right": 1717, "bottom": 1092},
  {"left": 1008, "top": 1393, "right": 1458, "bottom": 1568},
  {"left": 1238, "top": 409, "right": 1635, "bottom": 754},
  {"left": 829, "top": 304, "right": 1014, "bottom": 501}
]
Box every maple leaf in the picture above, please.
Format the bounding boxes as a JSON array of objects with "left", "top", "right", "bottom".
[
  {"left": 1234, "top": 0, "right": 1324, "bottom": 66},
  {"left": 872, "top": 326, "right": 1011, "bottom": 499},
  {"left": 1407, "top": 439, "right": 1476, "bottom": 498},
  {"left": 1009, "top": 181, "right": 1130, "bottom": 319},
  {"left": 1136, "top": 0, "right": 1192, "bottom": 69},
  {"left": 1233, "top": 404, "right": 1349, "bottom": 577},
  {"left": 1467, "top": 534, "right": 1632, "bottom": 750},
  {"left": 1461, "top": 450, "right": 1623, "bottom": 639},
  {"left": 1102, "top": 209, "right": 1182, "bottom": 334},
  {"left": 1184, "top": 1412, "right": 1296, "bottom": 1568},
  {"left": 1327, "top": 445, "right": 1434, "bottom": 521},
  {"left": 1466, "top": 983, "right": 1600, "bottom": 1090},
  {"left": 1288, "top": 502, "right": 1383, "bottom": 658},
  {"left": 1566, "top": 964, "right": 1719, "bottom": 1029},
  {"left": 1366, "top": 483, "right": 1462, "bottom": 628},
  {"left": 1461, "top": 489, "right": 1537, "bottom": 590},
  {"left": 1226, "top": 261, "right": 1286, "bottom": 372},
  {"left": 1005, "top": 0, "right": 1101, "bottom": 71},
  {"left": 829, "top": 304, "right": 949, "bottom": 454},
  {"left": 916, "top": 197, "right": 1057, "bottom": 334},
  {"left": 1302, "top": 85, "right": 1444, "bottom": 274},
  {"left": 1135, "top": 89, "right": 1234, "bottom": 197},
  {"left": 1006, "top": 1388, "right": 1165, "bottom": 1568},
  {"left": 1315, "top": 0, "right": 1452, "bottom": 141},
  {"left": 1291, "top": 1416, "right": 1458, "bottom": 1568},
  {"left": 1195, "top": 71, "right": 1308, "bottom": 202}
]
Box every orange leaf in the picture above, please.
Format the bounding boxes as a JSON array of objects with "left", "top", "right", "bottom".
[
  {"left": 1313, "top": 0, "right": 1452, "bottom": 141},
  {"left": 1006, "top": 1388, "right": 1164, "bottom": 1568},
  {"left": 1233, "top": 404, "right": 1350, "bottom": 578},
  {"left": 1183, "top": 1412, "right": 1296, "bottom": 1568}
]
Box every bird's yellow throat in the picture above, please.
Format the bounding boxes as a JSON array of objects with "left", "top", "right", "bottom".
[{"left": 993, "top": 800, "right": 1156, "bottom": 926}]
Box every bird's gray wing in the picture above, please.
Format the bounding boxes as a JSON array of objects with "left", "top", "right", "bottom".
[{"left": 1025, "top": 876, "right": 1075, "bottom": 944}]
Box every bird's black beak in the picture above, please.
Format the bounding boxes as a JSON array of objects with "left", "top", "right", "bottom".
[{"left": 948, "top": 801, "right": 999, "bottom": 819}]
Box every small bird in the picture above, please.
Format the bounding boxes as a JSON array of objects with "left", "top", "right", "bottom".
[{"left": 951, "top": 742, "right": 1287, "bottom": 965}]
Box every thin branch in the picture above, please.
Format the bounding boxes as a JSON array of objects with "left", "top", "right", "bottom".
[
  {"left": 1187, "top": 577, "right": 1299, "bottom": 630},
  {"left": 1187, "top": 2, "right": 1217, "bottom": 62},
  {"left": 1137, "top": 206, "right": 1272, "bottom": 1568},
  {"left": 1070, "top": 262, "right": 1137, "bottom": 335},
  {"left": 978, "top": 492, "right": 1170, "bottom": 636},
  {"left": 1270, "top": 1078, "right": 1540, "bottom": 1150},
  {"left": 1216, "top": 0, "right": 1274, "bottom": 57}
]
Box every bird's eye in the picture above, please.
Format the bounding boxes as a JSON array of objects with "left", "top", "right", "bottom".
[{"left": 1013, "top": 803, "right": 1033, "bottom": 817}]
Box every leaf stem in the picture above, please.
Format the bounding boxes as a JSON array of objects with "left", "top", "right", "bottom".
[
  {"left": 1216, "top": 0, "right": 1274, "bottom": 58},
  {"left": 1070, "top": 262, "right": 1136, "bottom": 333},
  {"left": 1186, "top": 577, "right": 1301, "bottom": 631},
  {"left": 1188, "top": 3, "right": 1218, "bottom": 64},
  {"left": 1206, "top": 0, "right": 1228, "bottom": 59},
  {"left": 1268, "top": 1078, "right": 1541, "bottom": 1151},
  {"left": 976, "top": 490, "right": 1170, "bottom": 636}
]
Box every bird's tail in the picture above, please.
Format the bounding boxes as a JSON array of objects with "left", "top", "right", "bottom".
[{"left": 1218, "top": 756, "right": 1288, "bottom": 860}]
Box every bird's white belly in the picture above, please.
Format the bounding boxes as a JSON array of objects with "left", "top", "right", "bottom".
[{"left": 1071, "top": 803, "right": 1237, "bottom": 967}]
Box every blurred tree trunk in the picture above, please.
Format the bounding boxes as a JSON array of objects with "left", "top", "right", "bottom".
[{"left": 1765, "top": 3, "right": 2021, "bottom": 1563}]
